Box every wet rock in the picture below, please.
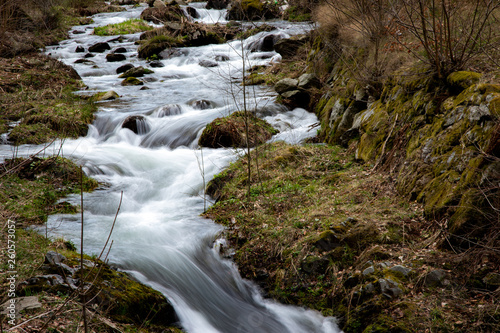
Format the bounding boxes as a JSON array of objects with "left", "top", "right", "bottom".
[
  {"left": 281, "top": 90, "right": 310, "bottom": 109},
  {"left": 207, "top": 0, "right": 229, "bottom": 9},
  {"left": 156, "top": 104, "right": 182, "bottom": 117},
  {"left": 113, "top": 47, "right": 127, "bottom": 53},
  {"left": 122, "top": 115, "right": 151, "bottom": 134},
  {"left": 74, "top": 59, "right": 95, "bottom": 65},
  {"left": 149, "top": 60, "right": 165, "bottom": 68},
  {"left": 116, "top": 63, "right": 134, "bottom": 74},
  {"left": 84, "top": 53, "right": 95, "bottom": 58},
  {"left": 274, "top": 78, "right": 298, "bottom": 94},
  {"left": 215, "top": 54, "right": 230, "bottom": 62},
  {"left": 75, "top": 46, "right": 85, "bottom": 53},
  {"left": 72, "top": 30, "right": 85, "bottom": 34},
  {"left": 312, "top": 230, "right": 340, "bottom": 252},
  {"left": 298, "top": 73, "right": 320, "bottom": 89},
  {"left": 95, "top": 91, "right": 120, "bottom": 101},
  {"left": 121, "top": 77, "right": 144, "bottom": 86},
  {"left": 199, "top": 60, "right": 218, "bottom": 68},
  {"left": 274, "top": 36, "right": 307, "bottom": 59},
  {"left": 88, "top": 42, "right": 111, "bottom": 53},
  {"left": 424, "top": 269, "right": 447, "bottom": 287},
  {"left": 190, "top": 99, "right": 214, "bottom": 110},
  {"left": 106, "top": 53, "right": 126, "bottom": 62},
  {"left": 160, "top": 48, "right": 188, "bottom": 59},
  {"left": 119, "top": 66, "right": 154, "bottom": 78},
  {"left": 140, "top": 86, "right": 150, "bottom": 90},
  {"left": 186, "top": 6, "right": 199, "bottom": 18}
]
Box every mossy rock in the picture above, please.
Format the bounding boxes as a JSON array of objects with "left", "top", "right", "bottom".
[
  {"left": 198, "top": 111, "right": 278, "bottom": 148},
  {"left": 447, "top": 71, "right": 482, "bottom": 93},
  {"left": 140, "top": 5, "right": 186, "bottom": 24},
  {"left": 226, "top": 0, "right": 279, "bottom": 21},
  {"left": 121, "top": 77, "right": 144, "bottom": 86}
]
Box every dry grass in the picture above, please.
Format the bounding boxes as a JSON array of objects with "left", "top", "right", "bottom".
[{"left": 205, "top": 141, "right": 500, "bottom": 331}]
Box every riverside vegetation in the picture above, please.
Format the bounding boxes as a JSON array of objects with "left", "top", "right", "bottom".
[
  {"left": 1, "top": 0, "right": 499, "bottom": 332},
  {"left": 204, "top": 0, "right": 500, "bottom": 332}
]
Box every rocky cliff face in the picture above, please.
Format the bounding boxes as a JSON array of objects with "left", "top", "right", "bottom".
[{"left": 316, "top": 70, "right": 500, "bottom": 244}]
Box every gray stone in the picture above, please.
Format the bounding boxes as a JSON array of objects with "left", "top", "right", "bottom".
[
  {"left": 297, "top": 73, "right": 320, "bottom": 89},
  {"left": 0, "top": 296, "right": 41, "bottom": 315},
  {"left": 363, "top": 266, "right": 375, "bottom": 276},
  {"left": 45, "top": 251, "right": 66, "bottom": 265},
  {"left": 424, "top": 269, "right": 447, "bottom": 287},
  {"left": 390, "top": 265, "right": 412, "bottom": 277},
  {"left": 190, "top": 100, "right": 214, "bottom": 110},
  {"left": 379, "top": 278, "right": 402, "bottom": 298},
  {"left": 468, "top": 104, "right": 491, "bottom": 122},
  {"left": 199, "top": 60, "right": 218, "bottom": 68},
  {"left": 149, "top": 60, "right": 165, "bottom": 68},
  {"left": 215, "top": 55, "right": 230, "bottom": 62},
  {"left": 275, "top": 78, "right": 298, "bottom": 94}
]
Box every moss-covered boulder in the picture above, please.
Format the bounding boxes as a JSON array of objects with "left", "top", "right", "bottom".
[
  {"left": 121, "top": 77, "right": 144, "bottom": 86},
  {"left": 140, "top": 4, "right": 186, "bottom": 24},
  {"left": 226, "top": 0, "right": 279, "bottom": 21},
  {"left": 198, "top": 111, "right": 278, "bottom": 148},
  {"left": 447, "top": 71, "right": 482, "bottom": 93}
]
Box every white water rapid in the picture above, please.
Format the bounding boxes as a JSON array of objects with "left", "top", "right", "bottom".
[{"left": 2, "top": 3, "right": 341, "bottom": 332}]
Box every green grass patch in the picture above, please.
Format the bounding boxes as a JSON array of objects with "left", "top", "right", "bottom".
[{"left": 93, "top": 19, "right": 153, "bottom": 36}]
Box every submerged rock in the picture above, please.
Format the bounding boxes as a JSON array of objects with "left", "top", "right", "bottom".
[{"left": 122, "top": 115, "right": 151, "bottom": 134}]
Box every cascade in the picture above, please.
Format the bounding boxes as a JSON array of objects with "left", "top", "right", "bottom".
[{"left": 2, "top": 3, "right": 340, "bottom": 332}]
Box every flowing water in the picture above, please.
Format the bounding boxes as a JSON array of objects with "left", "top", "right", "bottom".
[{"left": 2, "top": 3, "right": 341, "bottom": 332}]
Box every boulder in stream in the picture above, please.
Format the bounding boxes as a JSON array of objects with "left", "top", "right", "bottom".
[
  {"left": 116, "top": 63, "right": 135, "bottom": 74},
  {"left": 119, "top": 66, "right": 154, "bottom": 78},
  {"left": 122, "top": 115, "right": 151, "bottom": 134},
  {"left": 198, "top": 111, "right": 278, "bottom": 148},
  {"left": 121, "top": 77, "right": 144, "bottom": 86},
  {"left": 88, "top": 42, "right": 111, "bottom": 53},
  {"left": 106, "top": 53, "right": 127, "bottom": 62}
]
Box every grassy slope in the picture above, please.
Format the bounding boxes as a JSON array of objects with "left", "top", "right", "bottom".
[
  {"left": 204, "top": 142, "right": 500, "bottom": 332},
  {"left": 0, "top": 1, "right": 182, "bottom": 332}
]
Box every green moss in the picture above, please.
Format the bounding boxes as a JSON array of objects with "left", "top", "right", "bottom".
[
  {"left": 417, "top": 170, "right": 460, "bottom": 216},
  {"left": 198, "top": 111, "right": 278, "bottom": 148},
  {"left": 0, "top": 156, "right": 98, "bottom": 225},
  {"left": 447, "top": 71, "right": 482, "bottom": 92}
]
